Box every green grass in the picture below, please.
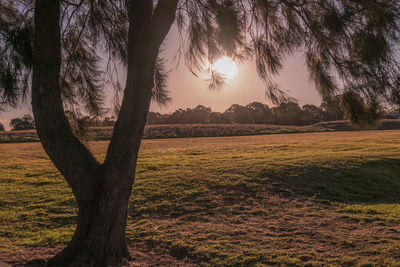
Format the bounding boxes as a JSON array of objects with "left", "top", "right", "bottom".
[
  {"left": 343, "top": 204, "right": 400, "bottom": 221},
  {"left": 1, "top": 131, "right": 400, "bottom": 265},
  {"left": 0, "top": 135, "right": 39, "bottom": 143}
]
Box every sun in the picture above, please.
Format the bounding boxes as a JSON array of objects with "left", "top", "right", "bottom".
[{"left": 210, "top": 57, "right": 239, "bottom": 79}]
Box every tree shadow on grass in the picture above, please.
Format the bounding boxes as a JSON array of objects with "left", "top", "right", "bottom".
[
  {"left": 129, "top": 158, "right": 400, "bottom": 220},
  {"left": 254, "top": 158, "right": 400, "bottom": 204},
  {"left": 124, "top": 158, "right": 400, "bottom": 266}
]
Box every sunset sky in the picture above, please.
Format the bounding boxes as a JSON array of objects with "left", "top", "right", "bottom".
[
  {"left": 0, "top": 26, "right": 321, "bottom": 128},
  {"left": 151, "top": 26, "right": 321, "bottom": 113}
]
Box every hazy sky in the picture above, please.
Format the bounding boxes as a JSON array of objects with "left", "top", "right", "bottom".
[
  {"left": 151, "top": 26, "right": 321, "bottom": 113},
  {"left": 152, "top": 52, "right": 322, "bottom": 114},
  {"left": 0, "top": 25, "right": 321, "bottom": 128},
  {"left": 151, "top": 25, "right": 321, "bottom": 113}
]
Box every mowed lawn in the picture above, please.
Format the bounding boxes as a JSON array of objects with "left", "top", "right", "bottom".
[{"left": 1, "top": 131, "right": 400, "bottom": 266}]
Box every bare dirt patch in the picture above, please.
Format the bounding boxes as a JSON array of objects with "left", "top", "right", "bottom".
[{"left": 0, "top": 242, "right": 197, "bottom": 267}]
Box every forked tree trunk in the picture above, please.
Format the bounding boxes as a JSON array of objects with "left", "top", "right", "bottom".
[
  {"left": 46, "top": 175, "right": 137, "bottom": 266},
  {"left": 32, "top": 0, "right": 178, "bottom": 266}
]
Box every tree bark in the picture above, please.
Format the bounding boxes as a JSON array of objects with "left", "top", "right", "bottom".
[{"left": 32, "top": 0, "right": 178, "bottom": 266}]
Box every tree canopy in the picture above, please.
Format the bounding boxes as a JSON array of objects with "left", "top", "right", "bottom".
[
  {"left": 147, "top": 101, "right": 337, "bottom": 125},
  {"left": 1, "top": 0, "right": 399, "bottom": 119},
  {"left": 9, "top": 114, "right": 35, "bottom": 131},
  {"left": 1, "top": 0, "right": 400, "bottom": 265}
]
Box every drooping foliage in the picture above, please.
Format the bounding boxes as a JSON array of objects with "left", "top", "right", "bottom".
[
  {"left": 1, "top": 0, "right": 400, "bottom": 123},
  {"left": 178, "top": 0, "right": 400, "bottom": 110},
  {"left": 0, "top": 0, "right": 127, "bottom": 116},
  {"left": 0, "top": 2, "right": 33, "bottom": 107},
  {"left": 341, "top": 91, "right": 383, "bottom": 127},
  {"left": 1, "top": 2, "right": 399, "bottom": 264}
]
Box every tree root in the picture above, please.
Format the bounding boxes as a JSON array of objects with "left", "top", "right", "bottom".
[{"left": 47, "top": 247, "right": 131, "bottom": 267}]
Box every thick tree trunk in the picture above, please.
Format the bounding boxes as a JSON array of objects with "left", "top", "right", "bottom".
[
  {"left": 47, "top": 177, "right": 133, "bottom": 266},
  {"left": 32, "top": 0, "right": 178, "bottom": 266}
]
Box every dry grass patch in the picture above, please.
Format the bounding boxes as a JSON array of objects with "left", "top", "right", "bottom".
[{"left": 1, "top": 131, "right": 400, "bottom": 265}]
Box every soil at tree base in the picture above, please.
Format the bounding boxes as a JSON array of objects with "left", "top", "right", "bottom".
[{"left": 0, "top": 242, "right": 197, "bottom": 266}]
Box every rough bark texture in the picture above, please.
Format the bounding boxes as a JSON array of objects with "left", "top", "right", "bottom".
[{"left": 31, "top": 0, "right": 178, "bottom": 266}]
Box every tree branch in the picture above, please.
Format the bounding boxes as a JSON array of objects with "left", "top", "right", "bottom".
[
  {"left": 151, "top": 0, "right": 179, "bottom": 47},
  {"left": 32, "top": 0, "right": 100, "bottom": 205},
  {"left": 103, "top": 0, "right": 179, "bottom": 176}
]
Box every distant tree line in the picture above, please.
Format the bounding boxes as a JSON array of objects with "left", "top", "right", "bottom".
[
  {"left": 69, "top": 115, "right": 117, "bottom": 127},
  {"left": 9, "top": 115, "right": 36, "bottom": 131},
  {"left": 148, "top": 98, "right": 347, "bottom": 126},
  {"left": 3, "top": 95, "right": 392, "bottom": 130},
  {"left": 5, "top": 114, "right": 116, "bottom": 131}
]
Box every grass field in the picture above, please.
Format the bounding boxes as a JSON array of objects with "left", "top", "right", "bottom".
[
  {"left": 2, "top": 120, "right": 400, "bottom": 144},
  {"left": 0, "top": 123, "right": 327, "bottom": 144},
  {"left": 1, "top": 131, "right": 400, "bottom": 266}
]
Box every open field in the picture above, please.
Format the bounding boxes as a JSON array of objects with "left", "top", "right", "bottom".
[
  {"left": 1, "top": 131, "right": 400, "bottom": 266},
  {"left": 0, "top": 123, "right": 328, "bottom": 144},
  {"left": 2, "top": 120, "right": 400, "bottom": 144}
]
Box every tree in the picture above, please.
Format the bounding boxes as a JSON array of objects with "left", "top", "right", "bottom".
[
  {"left": 1, "top": 0, "right": 400, "bottom": 265},
  {"left": 224, "top": 104, "right": 252, "bottom": 124},
  {"left": 164, "top": 105, "right": 212, "bottom": 124},
  {"left": 9, "top": 115, "right": 35, "bottom": 131},
  {"left": 147, "top": 111, "right": 168, "bottom": 124},
  {"left": 147, "top": 112, "right": 162, "bottom": 124},
  {"left": 0, "top": 121, "right": 4, "bottom": 131},
  {"left": 341, "top": 91, "right": 383, "bottom": 127},
  {"left": 321, "top": 95, "right": 345, "bottom": 121},
  {"left": 188, "top": 105, "right": 212, "bottom": 123},
  {"left": 272, "top": 101, "right": 303, "bottom": 125},
  {"left": 301, "top": 104, "right": 325, "bottom": 125},
  {"left": 208, "top": 112, "right": 232, "bottom": 124},
  {"left": 166, "top": 108, "right": 186, "bottom": 123},
  {"left": 246, "top": 102, "right": 271, "bottom": 124}
]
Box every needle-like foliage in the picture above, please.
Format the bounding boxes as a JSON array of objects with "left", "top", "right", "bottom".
[
  {"left": 178, "top": 0, "right": 400, "bottom": 108},
  {"left": 2, "top": 1, "right": 400, "bottom": 264},
  {"left": 1, "top": 0, "right": 400, "bottom": 119},
  {"left": 0, "top": 0, "right": 127, "bottom": 116},
  {"left": 0, "top": 1, "right": 33, "bottom": 108}
]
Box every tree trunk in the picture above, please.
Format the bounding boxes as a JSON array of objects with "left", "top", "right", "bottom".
[
  {"left": 47, "top": 176, "right": 133, "bottom": 266},
  {"left": 32, "top": 0, "right": 178, "bottom": 266}
]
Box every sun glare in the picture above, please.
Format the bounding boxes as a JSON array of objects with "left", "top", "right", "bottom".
[{"left": 210, "top": 57, "right": 238, "bottom": 79}]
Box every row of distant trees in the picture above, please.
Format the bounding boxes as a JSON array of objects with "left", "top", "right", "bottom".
[
  {"left": 1, "top": 96, "right": 394, "bottom": 131},
  {"left": 0, "top": 114, "right": 116, "bottom": 131},
  {"left": 148, "top": 98, "right": 347, "bottom": 125},
  {"left": 0, "top": 115, "right": 36, "bottom": 131}
]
